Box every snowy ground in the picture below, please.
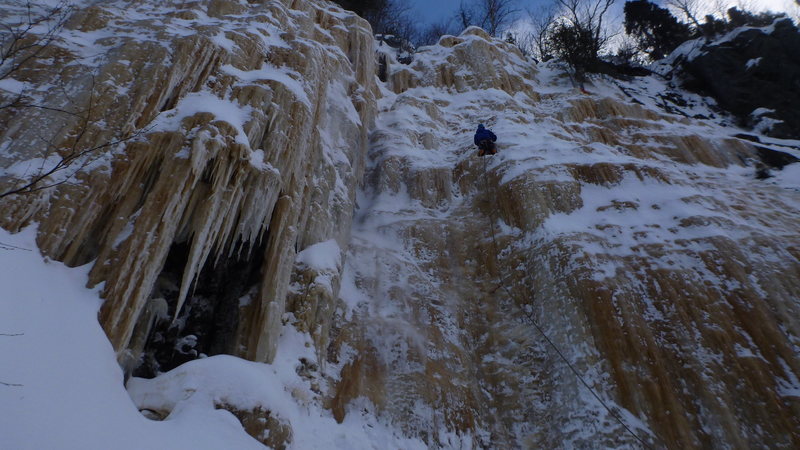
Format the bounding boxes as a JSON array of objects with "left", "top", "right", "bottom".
[
  {"left": 0, "top": 227, "right": 426, "bottom": 450},
  {"left": 0, "top": 227, "right": 260, "bottom": 449}
]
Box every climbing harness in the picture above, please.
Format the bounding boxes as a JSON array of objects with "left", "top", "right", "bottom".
[{"left": 479, "top": 157, "right": 656, "bottom": 449}]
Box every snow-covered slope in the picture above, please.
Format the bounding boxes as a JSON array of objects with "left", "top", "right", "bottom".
[
  {"left": 1, "top": 3, "right": 799, "bottom": 449},
  {"left": 0, "top": 227, "right": 426, "bottom": 449}
]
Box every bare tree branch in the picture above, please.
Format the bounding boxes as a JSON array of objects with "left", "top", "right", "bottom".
[
  {"left": 456, "top": 0, "right": 519, "bottom": 36},
  {"left": 548, "top": 0, "right": 617, "bottom": 86},
  {"left": 457, "top": 1, "right": 477, "bottom": 30},
  {"left": 0, "top": 2, "right": 156, "bottom": 200},
  {"left": 0, "top": 1, "right": 73, "bottom": 82},
  {"left": 0, "top": 241, "right": 32, "bottom": 250},
  {"left": 0, "top": 126, "right": 151, "bottom": 199},
  {"left": 526, "top": 5, "right": 558, "bottom": 60},
  {"left": 483, "top": 0, "right": 519, "bottom": 35},
  {"left": 665, "top": 0, "right": 703, "bottom": 28}
]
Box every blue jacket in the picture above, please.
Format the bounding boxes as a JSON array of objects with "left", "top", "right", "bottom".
[{"left": 474, "top": 125, "right": 496, "bottom": 145}]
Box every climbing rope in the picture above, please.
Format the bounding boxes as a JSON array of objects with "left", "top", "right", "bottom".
[{"left": 479, "top": 156, "right": 655, "bottom": 449}]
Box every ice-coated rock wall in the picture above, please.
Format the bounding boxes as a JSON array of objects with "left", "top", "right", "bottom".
[
  {"left": 1, "top": 2, "right": 799, "bottom": 449},
  {"left": 0, "top": 0, "right": 377, "bottom": 366},
  {"left": 332, "top": 27, "right": 800, "bottom": 449}
]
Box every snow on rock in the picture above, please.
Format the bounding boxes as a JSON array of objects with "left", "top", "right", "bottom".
[
  {"left": 770, "top": 163, "right": 800, "bottom": 191},
  {"left": 0, "top": 227, "right": 425, "bottom": 450},
  {"left": 295, "top": 239, "right": 342, "bottom": 274},
  {"left": 665, "top": 18, "right": 800, "bottom": 139},
  {"left": 332, "top": 25, "right": 800, "bottom": 449},
  {"left": 0, "top": 0, "right": 377, "bottom": 366},
  {"left": 2, "top": 2, "right": 800, "bottom": 449},
  {"left": 0, "top": 227, "right": 263, "bottom": 450},
  {"left": 127, "top": 325, "right": 427, "bottom": 449}
]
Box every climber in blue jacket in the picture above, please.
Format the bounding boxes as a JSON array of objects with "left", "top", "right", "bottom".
[{"left": 474, "top": 124, "right": 497, "bottom": 156}]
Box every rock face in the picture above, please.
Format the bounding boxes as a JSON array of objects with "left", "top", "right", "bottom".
[
  {"left": 2, "top": 2, "right": 800, "bottom": 449},
  {"left": 0, "top": 0, "right": 377, "bottom": 369},
  {"left": 331, "top": 27, "right": 800, "bottom": 448},
  {"left": 677, "top": 18, "right": 800, "bottom": 139}
]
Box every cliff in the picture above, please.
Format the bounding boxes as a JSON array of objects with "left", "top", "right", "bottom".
[
  {"left": 1, "top": 1, "right": 799, "bottom": 449},
  {"left": 0, "top": 0, "right": 377, "bottom": 370},
  {"left": 336, "top": 27, "right": 800, "bottom": 448},
  {"left": 668, "top": 18, "right": 800, "bottom": 140}
]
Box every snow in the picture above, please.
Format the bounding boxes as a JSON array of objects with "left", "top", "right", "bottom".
[
  {"left": 751, "top": 107, "right": 775, "bottom": 116},
  {"left": 295, "top": 239, "right": 343, "bottom": 295},
  {"left": 1, "top": 155, "right": 63, "bottom": 179},
  {"left": 749, "top": 108, "right": 785, "bottom": 134},
  {"left": 128, "top": 325, "right": 427, "bottom": 450},
  {"left": 221, "top": 63, "right": 311, "bottom": 107},
  {"left": 112, "top": 211, "right": 139, "bottom": 250},
  {"left": 343, "top": 24, "right": 800, "bottom": 446},
  {"left": 0, "top": 78, "right": 26, "bottom": 95},
  {"left": 0, "top": 226, "right": 427, "bottom": 449},
  {"left": 746, "top": 57, "right": 763, "bottom": 69},
  {"left": 0, "top": 226, "right": 264, "bottom": 449},
  {"left": 295, "top": 239, "right": 342, "bottom": 273},
  {"left": 3, "top": 1, "right": 800, "bottom": 447},
  {"left": 211, "top": 30, "right": 238, "bottom": 52},
  {"left": 770, "top": 162, "right": 800, "bottom": 190},
  {"left": 153, "top": 91, "right": 253, "bottom": 146}
]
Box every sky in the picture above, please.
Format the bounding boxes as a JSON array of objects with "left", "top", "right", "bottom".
[
  {"left": 405, "top": 0, "right": 799, "bottom": 27},
  {"left": 405, "top": 0, "right": 463, "bottom": 25}
]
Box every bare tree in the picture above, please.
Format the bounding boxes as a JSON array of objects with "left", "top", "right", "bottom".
[
  {"left": 333, "top": 0, "right": 418, "bottom": 44},
  {"left": 457, "top": 0, "right": 478, "bottom": 30},
  {"left": 456, "top": 0, "right": 520, "bottom": 36},
  {"left": 504, "top": 29, "right": 534, "bottom": 58},
  {"left": 418, "top": 18, "right": 458, "bottom": 46},
  {"left": 0, "top": 1, "right": 149, "bottom": 199},
  {"left": 483, "top": 0, "right": 519, "bottom": 35},
  {"left": 665, "top": 0, "right": 703, "bottom": 28},
  {"left": 0, "top": 1, "right": 73, "bottom": 110},
  {"left": 556, "top": 0, "right": 615, "bottom": 50},
  {"left": 548, "top": 0, "right": 617, "bottom": 86},
  {"left": 526, "top": 5, "right": 558, "bottom": 61},
  {"left": 0, "top": 80, "right": 145, "bottom": 199}
]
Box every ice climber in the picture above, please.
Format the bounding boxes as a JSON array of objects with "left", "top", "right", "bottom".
[{"left": 474, "top": 124, "right": 497, "bottom": 157}]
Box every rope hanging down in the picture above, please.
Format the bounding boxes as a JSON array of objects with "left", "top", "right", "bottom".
[{"left": 479, "top": 157, "right": 655, "bottom": 449}]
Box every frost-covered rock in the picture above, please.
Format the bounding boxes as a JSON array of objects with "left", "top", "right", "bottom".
[
  {"left": 673, "top": 18, "right": 800, "bottom": 139},
  {"left": 0, "top": 0, "right": 377, "bottom": 367},
  {"left": 2, "top": 1, "right": 800, "bottom": 449},
  {"left": 334, "top": 26, "right": 800, "bottom": 450}
]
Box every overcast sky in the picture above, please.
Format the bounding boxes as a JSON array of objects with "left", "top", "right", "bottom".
[{"left": 404, "top": 0, "right": 799, "bottom": 27}]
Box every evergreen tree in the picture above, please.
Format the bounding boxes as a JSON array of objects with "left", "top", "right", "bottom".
[
  {"left": 624, "top": 0, "right": 690, "bottom": 61},
  {"left": 549, "top": 22, "right": 597, "bottom": 83},
  {"left": 726, "top": 7, "right": 785, "bottom": 29},
  {"left": 547, "top": 0, "right": 615, "bottom": 84}
]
